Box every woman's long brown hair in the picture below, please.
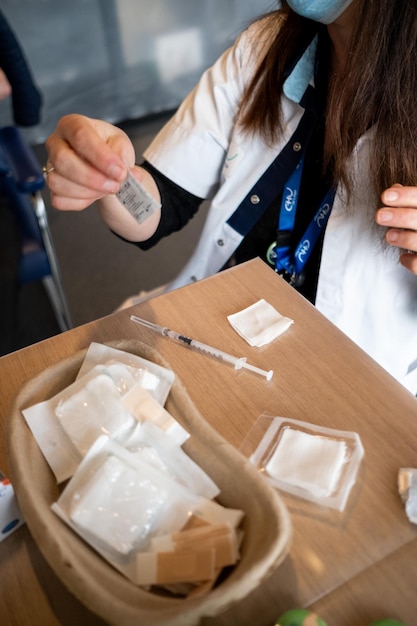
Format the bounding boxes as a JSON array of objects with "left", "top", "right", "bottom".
[{"left": 239, "top": 1, "right": 417, "bottom": 203}]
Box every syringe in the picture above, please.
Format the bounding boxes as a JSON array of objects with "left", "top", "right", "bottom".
[{"left": 130, "top": 315, "right": 273, "bottom": 381}]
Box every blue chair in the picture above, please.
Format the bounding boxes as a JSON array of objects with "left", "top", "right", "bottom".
[{"left": 0, "top": 125, "right": 72, "bottom": 332}]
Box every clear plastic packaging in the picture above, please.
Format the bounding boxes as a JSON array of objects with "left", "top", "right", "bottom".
[
  {"left": 22, "top": 343, "right": 178, "bottom": 483},
  {"left": 55, "top": 370, "right": 135, "bottom": 456},
  {"left": 122, "top": 385, "right": 189, "bottom": 446},
  {"left": 52, "top": 435, "right": 243, "bottom": 588},
  {"left": 23, "top": 367, "right": 138, "bottom": 482},
  {"left": 240, "top": 415, "right": 364, "bottom": 511},
  {"left": 90, "top": 361, "right": 140, "bottom": 394},
  {"left": 52, "top": 436, "right": 202, "bottom": 557},
  {"left": 77, "top": 342, "right": 175, "bottom": 405},
  {"left": 124, "top": 420, "right": 220, "bottom": 500}
]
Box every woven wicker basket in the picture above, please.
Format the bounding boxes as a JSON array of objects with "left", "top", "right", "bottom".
[{"left": 8, "top": 339, "right": 292, "bottom": 626}]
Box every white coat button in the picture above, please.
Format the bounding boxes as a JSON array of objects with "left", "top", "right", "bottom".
[
  {"left": 250, "top": 194, "right": 260, "bottom": 204},
  {"left": 217, "top": 239, "right": 225, "bottom": 246}
]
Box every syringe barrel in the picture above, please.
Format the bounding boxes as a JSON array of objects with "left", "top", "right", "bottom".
[
  {"left": 167, "top": 331, "right": 239, "bottom": 367},
  {"left": 189, "top": 339, "right": 240, "bottom": 367}
]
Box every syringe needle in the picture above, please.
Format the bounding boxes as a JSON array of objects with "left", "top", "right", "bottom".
[{"left": 130, "top": 315, "right": 273, "bottom": 381}]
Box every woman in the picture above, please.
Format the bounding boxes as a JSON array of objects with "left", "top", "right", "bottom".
[{"left": 45, "top": 0, "right": 417, "bottom": 393}]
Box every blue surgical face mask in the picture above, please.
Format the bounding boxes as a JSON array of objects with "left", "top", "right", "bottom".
[{"left": 285, "top": 0, "right": 354, "bottom": 24}]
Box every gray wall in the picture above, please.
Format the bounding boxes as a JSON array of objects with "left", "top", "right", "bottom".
[{"left": 0, "top": 0, "right": 274, "bottom": 143}]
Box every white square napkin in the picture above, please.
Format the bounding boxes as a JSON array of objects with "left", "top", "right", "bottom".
[{"left": 227, "top": 299, "right": 293, "bottom": 347}]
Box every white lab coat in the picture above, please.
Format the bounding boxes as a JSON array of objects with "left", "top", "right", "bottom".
[{"left": 143, "top": 20, "right": 417, "bottom": 394}]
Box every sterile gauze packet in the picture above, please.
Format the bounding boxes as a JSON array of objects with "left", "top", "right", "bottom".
[
  {"left": 52, "top": 437, "right": 200, "bottom": 559},
  {"left": 77, "top": 342, "right": 174, "bottom": 405},
  {"left": 22, "top": 366, "right": 137, "bottom": 483},
  {"left": 55, "top": 370, "right": 135, "bottom": 456},
  {"left": 51, "top": 435, "right": 244, "bottom": 587},
  {"left": 22, "top": 354, "right": 177, "bottom": 483},
  {"left": 123, "top": 420, "right": 220, "bottom": 500}
]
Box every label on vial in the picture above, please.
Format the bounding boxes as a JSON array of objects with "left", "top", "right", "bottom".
[{"left": 116, "top": 171, "right": 161, "bottom": 223}]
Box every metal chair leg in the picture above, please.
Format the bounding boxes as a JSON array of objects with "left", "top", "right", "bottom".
[{"left": 33, "top": 191, "right": 72, "bottom": 331}]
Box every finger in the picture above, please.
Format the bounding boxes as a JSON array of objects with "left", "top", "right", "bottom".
[
  {"left": 385, "top": 228, "right": 417, "bottom": 252},
  {"left": 399, "top": 251, "right": 417, "bottom": 275},
  {"left": 49, "top": 191, "right": 104, "bottom": 212},
  {"left": 46, "top": 115, "right": 133, "bottom": 183},
  {"left": 381, "top": 184, "right": 417, "bottom": 208},
  {"left": 376, "top": 207, "right": 417, "bottom": 230},
  {"left": 55, "top": 114, "right": 131, "bottom": 177},
  {"left": 47, "top": 166, "right": 121, "bottom": 199},
  {"left": 46, "top": 139, "right": 126, "bottom": 196},
  {"left": 45, "top": 138, "right": 123, "bottom": 198}
]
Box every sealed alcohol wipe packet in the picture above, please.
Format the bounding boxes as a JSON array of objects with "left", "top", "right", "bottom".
[{"left": 116, "top": 171, "right": 161, "bottom": 224}]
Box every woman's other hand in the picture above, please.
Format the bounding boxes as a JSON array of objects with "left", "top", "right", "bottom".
[{"left": 376, "top": 184, "right": 417, "bottom": 275}]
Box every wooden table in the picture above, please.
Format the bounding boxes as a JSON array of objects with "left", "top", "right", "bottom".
[{"left": 1, "top": 258, "right": 417, "bottom": 626}]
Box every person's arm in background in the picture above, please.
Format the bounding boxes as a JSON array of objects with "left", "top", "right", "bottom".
[
  {"left": 0, "top": 8, "right": 42, "bottom": 126},
  {"left": 0, "top": 68, "right": 11, "bottom": 100}
]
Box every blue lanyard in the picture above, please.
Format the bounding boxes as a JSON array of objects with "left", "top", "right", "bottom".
[{"left": 272, "top": 157, "right": 336, "bottom": 283}]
